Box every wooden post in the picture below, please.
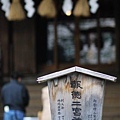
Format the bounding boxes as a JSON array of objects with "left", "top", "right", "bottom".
[
  {"left": 54, "top": 17, "right": 58, "bottom": 70},
  {"left": 37, "top": 66, "right": 116, "bottom": 120},
  {"left": 75, "top": 17, "right": 80, "bottom": 65},
  {"left": 8, "top": 21, "right": 14, "bottom": 74}
]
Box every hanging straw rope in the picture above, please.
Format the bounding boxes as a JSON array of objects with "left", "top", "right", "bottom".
[
  {"left": 37, "top": 0, "right": 56, "bottom": 18},
  {"left": 8, "top": 0, "right": 26, "bottom": 21},
  {"left": 73, "top": 0, "right": 90, "bottom": 17}
]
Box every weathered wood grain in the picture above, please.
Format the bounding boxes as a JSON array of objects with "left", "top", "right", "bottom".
[{"left": 48, "top": 72, "right": 105, "bottom": 120}]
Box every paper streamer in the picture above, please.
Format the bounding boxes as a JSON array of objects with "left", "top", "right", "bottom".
[
  {"left": 89, "top": 0, "right": 99, "bottom": 14},
  {"left": 0, "top": 0, "right": 10, "bottom": 17},
  {"left": 24, "top": 0, "right": 35, "bottom": 18}
]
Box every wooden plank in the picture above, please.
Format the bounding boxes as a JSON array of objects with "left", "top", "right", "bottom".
[
  {"left": 103, "top": 117, "right": 120, "bottom": 120},
  {"left": 75, "top": 17, "right": 80, "bottom": 65},
  {"left": 37, "top": 66, "right": 117, "bottom": 83},
  {"left": 48, "top": 72, "right": 105, "bottom": 120},
  {"left": 75, "top": 67, "right": 116, "bottom": 82},
  {"left": 103, "top": 107, "right": 120, "bottom": 116}
]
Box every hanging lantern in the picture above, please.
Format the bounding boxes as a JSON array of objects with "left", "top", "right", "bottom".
[
  {"left": 8, "top": 0, "right": 26, "bottom": 21},
  {"left": 37, "top": 0, "right": 57, "bottom": 18},
  {"left": 73, "top": 0, "right": 90, "bottom": 17}
]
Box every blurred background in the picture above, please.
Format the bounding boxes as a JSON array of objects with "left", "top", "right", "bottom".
[{"left": 0, "top": 0, "right": 120, "bottom": 119}]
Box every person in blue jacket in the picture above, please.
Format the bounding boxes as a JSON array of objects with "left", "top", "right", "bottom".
[{"left": 1, "top": 72, "right": 30, "bottom": 120}]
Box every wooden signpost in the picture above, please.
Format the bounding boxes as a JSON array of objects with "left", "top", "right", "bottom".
[{"left": 37, "top": 66, "right": 116, "bottom": 120}]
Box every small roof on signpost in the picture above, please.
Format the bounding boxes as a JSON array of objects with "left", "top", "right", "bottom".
[{"left": 37, "top": 66, "right": 117, "bottom": 83}]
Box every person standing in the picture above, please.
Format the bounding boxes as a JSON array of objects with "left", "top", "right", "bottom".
[{"left": 1, "top": 72, "right": 30, "bottom": 120}]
